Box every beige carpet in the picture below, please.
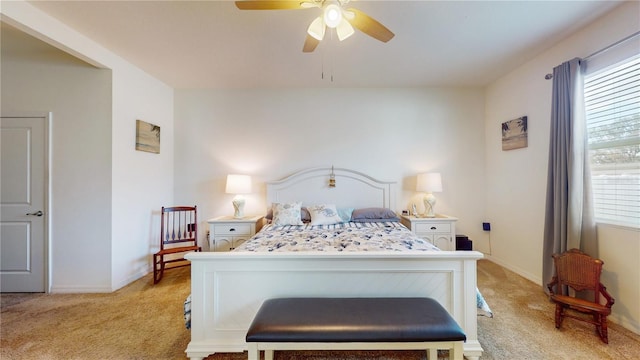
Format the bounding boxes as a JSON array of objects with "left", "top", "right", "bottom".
[{"left": 2, "top": 260, "right": 639, "bottom": 359}]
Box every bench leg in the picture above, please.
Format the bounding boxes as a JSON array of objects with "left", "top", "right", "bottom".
[
  {"left": 265, "top": 349, "right": 274, "bottom": 360},
  {"left": 450, "top": 341, "right": 464, "bottom": 360},
  {"left": 247, "top": 343, "right": 259, "bottom": 360},
  {"left": 426, "top": 348, "right": 437, "bottom": 360}
]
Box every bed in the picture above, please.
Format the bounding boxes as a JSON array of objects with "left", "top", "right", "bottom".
[{"left": 185, "top": 168, "right": 487, "bottom": 360}]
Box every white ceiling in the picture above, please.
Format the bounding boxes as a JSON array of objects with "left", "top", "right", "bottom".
[{"left": 25, "top": 0, "right": 623, "bottom": 89}]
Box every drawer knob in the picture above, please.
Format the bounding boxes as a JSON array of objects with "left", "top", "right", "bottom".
[
  {"left": 430, "top": 226, "right": 437, "bottom": 230},
  {"left": 230, "top": 228, "right": 236, "bottom": 232}
]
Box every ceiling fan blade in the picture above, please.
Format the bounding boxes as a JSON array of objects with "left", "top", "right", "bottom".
[
  {"left": 235, "top": 1, "right": 306, "bottom": 10},
  {"left": 346, "top": 8, "right": 395, "bottom": 43},
  {"left": 303, "top": 34, "right": 320, "bottom": 53}
]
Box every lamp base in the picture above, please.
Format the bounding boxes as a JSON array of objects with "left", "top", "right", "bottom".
[
  {"left": 423, "top": 193, "right": 436, "bottom": 218},
  {"left": 232, "top": 196, "right": 245, "bottom": 219}
]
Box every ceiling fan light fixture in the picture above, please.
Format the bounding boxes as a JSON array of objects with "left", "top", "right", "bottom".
[
  {"left": 323, "top": 4, "right": 342, "bottom": 28},
  {"left": 336, "top": 19, "right": 354, "bottom": 41},
  {"left": 234, "top": 0, "right": 394, "bottom": 53},
  {"left": 307, "top": 16, "right": 325, "bottom": 40}
]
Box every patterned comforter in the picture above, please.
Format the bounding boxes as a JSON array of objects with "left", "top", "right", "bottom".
[{"left": 234, "top": 221, "right": 441, "bottom": 252}]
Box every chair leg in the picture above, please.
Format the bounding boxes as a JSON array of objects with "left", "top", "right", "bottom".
[
  {"left": 599, "top": 315, "right": 609, "bottom": 344},
  {"left": 554, "top": 304, "right": 563, "bottom": 328},
  {"left": 153, "top": 254, "right": 164, "bottom": 284}
]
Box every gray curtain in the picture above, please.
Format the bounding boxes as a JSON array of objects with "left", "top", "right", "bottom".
[{"left": 542, "top": 58, "right": 597, "bottom": 292}]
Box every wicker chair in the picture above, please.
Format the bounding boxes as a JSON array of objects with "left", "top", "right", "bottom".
[
  {"left": 153, "top": 206, "right": 201, "bottom": 284},
  {"left": 547, "top": 248, "right": 615, "bottom": 343}
]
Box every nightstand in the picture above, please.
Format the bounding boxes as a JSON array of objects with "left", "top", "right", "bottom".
[
  {"left": 400, "top": 214, "right": 457, "bottom": 251},
  {"left": 207, "top": 215, "right": 263, "bottom": 252}
]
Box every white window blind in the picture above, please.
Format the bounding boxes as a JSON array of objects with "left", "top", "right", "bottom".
[{"left": 584, "top": 55, "right": 640, "bottom": 228}]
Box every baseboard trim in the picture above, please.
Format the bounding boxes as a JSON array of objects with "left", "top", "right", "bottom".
[
  {"left": 483, "top": 255, "right": 541, "bottom": 285},
  {"left": 50, "top": 267, "right": 149, "bottom": 293},
  {"left": 50, "top": 285, "right": 113, "bottom": 293},
  {"left": 113, "top": 267, "right": 149, "bottom": 291},
  {"left": 609, "top": 313, "right": 640, "bottom": 335}
]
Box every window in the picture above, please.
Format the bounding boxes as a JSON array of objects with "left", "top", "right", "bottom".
[{"left": 584, "top": 55, "right": 640, "bottom": 228}]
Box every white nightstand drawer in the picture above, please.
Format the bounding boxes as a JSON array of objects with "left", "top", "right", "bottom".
[
  {"left": 415, "top": 222, "right": 451, "bottom": 233},
  {"left": 214, "top": 224, "right": 251, "bottom": 235}
]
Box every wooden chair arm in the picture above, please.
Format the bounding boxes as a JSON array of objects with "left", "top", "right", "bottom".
[{"left": 599, "top": 283, "right": 615, "bottom": 308}]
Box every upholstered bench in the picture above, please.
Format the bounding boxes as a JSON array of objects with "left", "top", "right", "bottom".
[{"left": 245, "top": 297, "right": 466, "bottom": 360}]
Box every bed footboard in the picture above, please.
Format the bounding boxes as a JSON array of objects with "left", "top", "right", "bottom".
[{"left": 184, "top": 251, "right": 484, "bottom": 360}]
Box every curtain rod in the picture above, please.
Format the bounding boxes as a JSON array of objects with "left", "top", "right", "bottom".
[
  {"left": 544, "top": 30, "right": 640, "bottom": 80},
  {"left": 583, "top": 30, "right": 640, "bottom": 61}
]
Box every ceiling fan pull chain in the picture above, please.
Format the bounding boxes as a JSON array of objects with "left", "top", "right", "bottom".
[
  {"left": 321, "top": 46, "right": 325, "bottom": 80},
  {"left": 331, "top": 44, "right": 334, "bottom": 82},
  {"left": 330, "top": 31, "right": 334, "bottom": 82}
]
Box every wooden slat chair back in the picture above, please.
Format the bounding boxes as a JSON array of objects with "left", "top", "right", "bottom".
[
  {"left": 153, "top": 206, "right": 201, "bottom": 284},
  {"left": 547, "top": 248, "right": 614, "bottom": 343}
]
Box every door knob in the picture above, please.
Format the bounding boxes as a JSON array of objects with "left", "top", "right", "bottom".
[{"left": 26, "top": 210, "right": 43, "bottom": 217}]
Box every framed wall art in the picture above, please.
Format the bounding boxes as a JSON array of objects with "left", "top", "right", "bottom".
[
  {"left": 135, "top": 119, "right": 160, "bottom": 154},
  {"left": 502, "top": 116, "right": 528, "bottom": 151}
]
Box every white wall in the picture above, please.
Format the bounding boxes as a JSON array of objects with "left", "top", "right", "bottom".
[
  {"left": 110, "top": 61, "right": 175, "bottom": 290},
  {"left": 1, "top": 24, "right": 113, "bottom": 291},
  {"left": 1, "top": 1, "right": 175, "bottom": 291},
  {"left": 174, "top": 87, "right": 487, "bottom": 249},
  {"left": 484, "top": 1, "right": 640, "bottom": 333}
]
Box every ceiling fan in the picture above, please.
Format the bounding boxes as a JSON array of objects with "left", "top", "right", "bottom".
[{"left": 235, "top": 0, "right": 395, "bottom": 52}]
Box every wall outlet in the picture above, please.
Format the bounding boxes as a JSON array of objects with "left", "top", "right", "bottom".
[{"left": 482, "top": 222, "right": 491, "bottom": 231}]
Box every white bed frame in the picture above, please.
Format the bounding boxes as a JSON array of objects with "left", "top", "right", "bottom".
[{"left": 185, "top": 168, "right": 484, "bottom": 360}]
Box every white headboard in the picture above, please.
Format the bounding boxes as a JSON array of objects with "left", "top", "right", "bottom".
[{"left": 266, "top": 168, "right": 396, "bottom": 210}]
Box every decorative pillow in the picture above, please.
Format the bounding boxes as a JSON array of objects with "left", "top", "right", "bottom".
[
  {"left": 271, "top": 202, "right": 304, "bottom": 226},
  {"left": 337, "top": 207, "right": 355, "bottom": 223},
  {"left": 308, "top": 204, "right": 344, "bottom": 226},
  {"left": 267, "top": 207, "right": 311, "bottom": 223},
  {"left": 351, "top": 207, "right": 399, "bottom": 222},
  {"left": 352, "top": 218, "right": 400, "bottom": 223}
]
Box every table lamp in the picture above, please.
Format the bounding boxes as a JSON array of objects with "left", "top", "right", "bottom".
[
  {"left": 225, "top": 174, "right": 252, "bottom": 218},
  {"left": 416, "top": 172, "right": 442, "bottom": 218}
]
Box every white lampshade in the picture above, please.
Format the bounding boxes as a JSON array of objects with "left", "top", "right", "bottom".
[
  {"left": 416, "top": 173, "right": 442, "bottom": 193},
  {"left": 225, "top": 174, "right": 252, "bottom": 194}
]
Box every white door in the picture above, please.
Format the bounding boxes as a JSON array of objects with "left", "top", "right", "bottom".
[{"left": 1, "top": 116, "right": 48, "bottom": 292}]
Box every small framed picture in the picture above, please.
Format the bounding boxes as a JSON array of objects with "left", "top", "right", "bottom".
[
  {"left": 502, "top": 116, "right": 528, "bottom": 151},
  {"left": 135, "top": 119, "right": 160, "bottom": 154}
]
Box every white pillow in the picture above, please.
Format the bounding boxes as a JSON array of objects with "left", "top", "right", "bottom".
[
  {"left": 271, "top": 202, "right": 304, "bottom": 226},
  {"left": 308, "top": 204, "right": 343, "bottom": 226}
]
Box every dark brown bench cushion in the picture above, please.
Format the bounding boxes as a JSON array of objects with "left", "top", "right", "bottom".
[{"left": 246, "top": 297, "right": 466, "bottom": 343}]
